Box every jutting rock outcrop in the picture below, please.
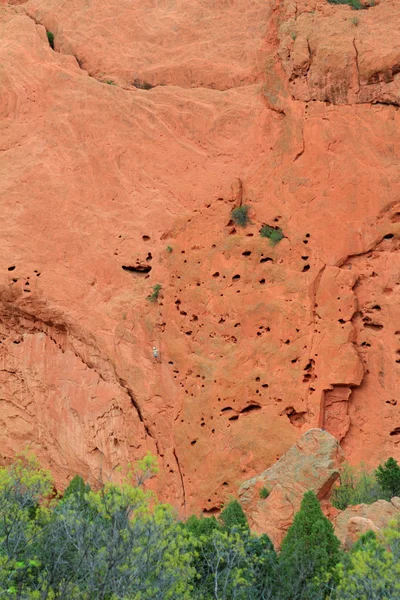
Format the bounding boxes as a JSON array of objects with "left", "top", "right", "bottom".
[
  {"left": 1, "top": 0, "right": 400, "bottom": 516},
  {"left": 239, "top": 428, "right": 344, "bottom": 547}
]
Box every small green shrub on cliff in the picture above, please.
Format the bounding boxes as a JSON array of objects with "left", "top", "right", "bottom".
[
  {"left": 327, "top": 0, "right": 363, "bottom": 9},
  {"left": 259, "top": 486, "right": 270, "bottom": 499},
  {"left": 260, "top": 224, "right": 284, "bottom": 246},
  {"left": 231, "top": 205, "right": 250, "bottom": 227},
  {"left": 46, "top": 31, "right": 55, "bottom": 49},
  {"left": 147, "top": 283, "right": 162, "bottom": 302}
]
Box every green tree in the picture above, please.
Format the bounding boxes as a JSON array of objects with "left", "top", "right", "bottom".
[
  {"left": 375, "top": 457, "right": 400, "bottom": 498},
  {"left": 278, "top": 491, "right": 341, "bottom": 599},
  {"left": 219, "top": 500, "right": 249, "bottom": 531},
  {"left": 335, "top": 526, "right": 400, "bottom": 599}
]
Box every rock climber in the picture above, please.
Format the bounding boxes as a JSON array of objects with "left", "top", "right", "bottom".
[{"left": 152, "top": 346, "right": 159, "bottom": 361}]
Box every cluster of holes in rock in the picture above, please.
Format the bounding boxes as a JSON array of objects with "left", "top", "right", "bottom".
[
  {"left": 7, "top": 266, "right": 41, "bottom": 291},
  {"left": 163, "top": 232, "right": 319, "bottom": 443}
]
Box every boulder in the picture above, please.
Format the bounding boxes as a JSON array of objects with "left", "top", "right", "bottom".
[
  {"left": 239, "top": 429, "right": 344, "bottom": 547},
  {"left": 334, "top": 497, "right": 400, "bottom": 548}
]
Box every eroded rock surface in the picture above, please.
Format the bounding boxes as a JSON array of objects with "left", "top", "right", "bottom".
[{"left": 1, "top": 0, "right": 400, "bottom": 515}]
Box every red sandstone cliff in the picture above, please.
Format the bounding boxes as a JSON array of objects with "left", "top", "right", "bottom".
[{"left": 1, "top": 0, "right": 400, "bottom": 516}]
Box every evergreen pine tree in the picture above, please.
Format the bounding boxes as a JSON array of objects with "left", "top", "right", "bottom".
[
  {"left": 278, "top": 490, "right": 341, "bottom": 599},
  {"left": 219, "top": 499, "right": 249, "bottom": 531},
  {"left": 375, "top": 457, "right": 400, "bottom": 498}
]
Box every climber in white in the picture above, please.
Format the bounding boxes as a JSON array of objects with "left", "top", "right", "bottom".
[{"left": 152, "top": 346, "right": 160, "bottom": 362}]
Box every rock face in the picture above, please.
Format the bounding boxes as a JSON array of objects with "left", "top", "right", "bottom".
[
  {"left": 334, "top": 498, "right": 400, "bottom": 549},
  {"left": 1, "top": 0, "right": 400, "bottom": 516},
  {"left": 239, "top": 429, "right": 344, "bottom": 546}
]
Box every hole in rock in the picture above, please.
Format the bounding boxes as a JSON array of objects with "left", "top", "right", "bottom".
[
  {"left": 255, "top": 377, "right": 260, "bottom": 381},
  {"left": 133, "top": 79, "right": 154, "bottom": 90},
  {"left": 228, "top": 415, "right": 239, "bottom": 421},
  {"left": 361, "top": 342, "right": 371, "bottom": 347},
  {"left": 260, "top": 257, "right": 273, "bottom": 263},
  {"left": 387, "top": 399, "right": 397, "bottom": 406},
  {"left": 232, "top": 274, "right": 241, "bottom": 281},
  {"left": 390, "top": 428, "right": 400, "bottom": 436},
  {"left": 191, "top": 439, "right": 197, "bottom": 445},
  {"left": 372, "top": 305, "right": 381, "bottom": 310},
  {"left": 213, "top": 272, "right": 220, "bottom": 278},
  {"left": 122, "top": 264, "right": 151, "bottom": 274},
  {"left": 242, "top": 251, "right": 251, "bottom": 256},
  {"left": 363, "top": 321, "right": 384, "bottom": 330},
  {"left": 262, "top": 383, "right": 269, "bottom": 388},
  {"left": 384, "top": 233, "right": 394, "bottom": 239},
  {"left": 302, "top": 265, "right": 310, "bottom": 272},
  {"left": 234, "top": 322, "right": 241, "bottom": 327},
  {"left": 282, "top": 406, "right": 307, "bottom": 427},
  {"left": 240, "top": 404, "right": 261, "bottom": 414},
  {"left": 259, "top": 278, "right": 266, "bottom": 284},
  {"left": 221, "top": 406, "right": 233, "bottom": 412},
  {"left": 8, "top": 266, "right": 15, "bottom": 271},
  {"left": 301, "top": 256, "right": 309, "bottom": 261},
  {"left": 142, "top": 235, "right": 150, "bottom": 241}
]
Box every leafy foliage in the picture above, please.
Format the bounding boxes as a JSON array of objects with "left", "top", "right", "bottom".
[
  {"left": 331, "top": 463, "right": 387, "bottom": 510},
  {"left": 259, "top": 487, "right": 270, "bottom": 499},
  {"left": 3, "top": 456, "right": 400, "bottom": 599},
  {"left": 147, "top": 283, "right": 162, "bottom": 302},
  {"left": 375, "top": 457, "right": 400, "bottom": 498},
  {"left": 231, "top": 205, "right": 250, "bottom": 227},
  {"left": 259, "top": 225, "right": 284, "bottom": 246},
  {"left": 0, "top": 453, "right": 193, "bottom": 599}
]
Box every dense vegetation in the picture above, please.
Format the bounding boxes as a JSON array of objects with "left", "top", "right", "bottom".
[
  {"left": 1, "top": 453, "right": 400, "bottom": 599},
  {"left": 331, "top": 458, "right": 400, "bottom": 510}
]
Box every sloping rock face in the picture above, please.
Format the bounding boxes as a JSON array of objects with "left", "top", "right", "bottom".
[
  {"left": 239, "top": 429, "right": 344, "bottom": 546},
  {"left": 334, "top": 498, "right": 400, "bottom": 549},
  {"left": 1, "top": 0, "right": 400, "bottom": 516}
]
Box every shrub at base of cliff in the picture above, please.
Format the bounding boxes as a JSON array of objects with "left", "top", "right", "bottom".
[
  {"left": 186, "top": 501, "right": 278, "bottom": 599},
  {"left": 334, "top": 526, "right": 400, "bottom": 599},
  {"left": 331, "top": 463, "right": 386, "bottom": 509},
  {"left": 0, "top": 453, "right": 194, "bottom": 599},
  {"left": 278, "top": 490, "right": 341, "bottom": 599},
  {"left": 375, "top": 457, "right": 400, "bottom": 499},
  {"left": 331, "top": 458, "right": 400, "bottom": 510}
]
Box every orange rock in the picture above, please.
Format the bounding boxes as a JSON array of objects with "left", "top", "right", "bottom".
[
  {"left": 334, "top": 498, "right": 400, "bottom": 549},
  {"left": 239, "top": 429, "right": 344, "bottom": 547},
  {"left": 0, "top": 0, "right": 400, "bottom": 519}
]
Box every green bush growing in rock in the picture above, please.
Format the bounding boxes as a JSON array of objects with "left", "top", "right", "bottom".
[
  {"left": 259, "top": 487, "right": 270, "bottom": 499},
  {"left": 327, "top": 0, "right": 363, "bottom": 9},
  {"left": 147, "top": 283, "right": 162, "bottom": 302},
  {"left": 46, "top": 31, "right": 55, "bottom": 49},
  {"left": 231, "top": 205, "right": 250, "bottom": 227},
  {"left": 260, "top": 224, "right": 284, "bottom": 246}
]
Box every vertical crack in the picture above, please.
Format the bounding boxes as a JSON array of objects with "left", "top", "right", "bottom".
[
  {"left": 353, "top": 38, "right": 360, "bottom": 95},
  {"left": 173, "top": 448, "right": 186, "bottom": 517}
]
